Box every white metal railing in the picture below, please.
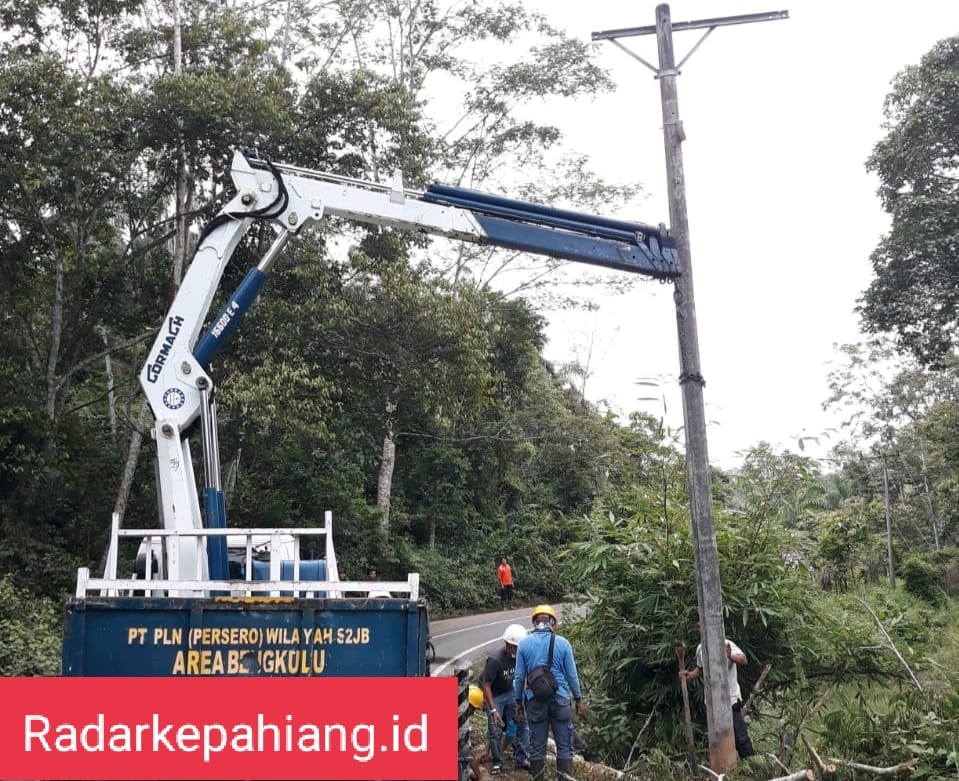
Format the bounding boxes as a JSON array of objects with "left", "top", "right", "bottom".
[
  {"left": 76, "top": 568, "right": 420, "bottom": 601},
  {"left": 83, "top": 511, "right": 419, "bottom": 600}
]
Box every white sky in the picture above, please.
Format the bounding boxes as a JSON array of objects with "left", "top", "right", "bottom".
[{"left": 509, "top": 0, "right": 959, "bottom": 470}]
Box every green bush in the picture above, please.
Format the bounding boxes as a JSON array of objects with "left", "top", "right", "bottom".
[
  {"left": 901, "top": 555, "right": 945, "bottom": 606},
  {"left": 389, "top": 540, "right": 492, "bottom": 613},
  {"left": 560, "top": 483, "right": 910, "bottom": 767},
  {"left": 0, "top": 575, "right": 62, "bottom": 675},
  {"left": 816, "top": 683, "right": 959, "bottom": 780}
]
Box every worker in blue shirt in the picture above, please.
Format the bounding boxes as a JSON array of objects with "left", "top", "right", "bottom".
[{"left": 513, "top": 605, "right": 586, "bottom": 781}]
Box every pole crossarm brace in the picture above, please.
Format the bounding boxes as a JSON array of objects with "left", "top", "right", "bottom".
[
  {"left": 592, "top": 10, "right": 789, "bottom": 40},
  {"left": 592, "top": 10, "right": 788, "bottom": 75}
]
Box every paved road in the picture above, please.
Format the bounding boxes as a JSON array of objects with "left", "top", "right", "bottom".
[{"left": 429, "top": 604, "right": 568, "bottom": 676}]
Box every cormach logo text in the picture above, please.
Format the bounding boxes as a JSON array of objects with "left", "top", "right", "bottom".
[{"left": 145, "top": 316, "right": 185, "bottom": 383}]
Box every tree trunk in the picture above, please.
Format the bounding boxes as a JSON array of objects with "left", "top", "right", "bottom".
[
  {"left": 280, "top": 0, "right": 293, "bottom": 66},
  {"left": 224, "top": 448, "right": 242, "bottom": 511},
  {"left": 103, "top": 0, "right": 187, "bottom": 567},
  {"left": 45, "top": 246, "right": 65, "bottom": 424},
  {"left": 172, "top": 0, "right": 181, "bottom": 74},
  {"left": 916, "top": 434, "right": 940, "bottom": 551},
  {"left": 97, "top": 324, "right": 117, "bottom": 440},
  {"left": 98, "top": 399, "right": 152, "bottom": 576},
  {"left": 376, "top": 390, "right": 399, "bottom": 541},
  {"left": 172, "top": 0, "right": 188, "bottom": 285},
  {"left": 880, "top": 452, "right": 895, "bottom": 588}
]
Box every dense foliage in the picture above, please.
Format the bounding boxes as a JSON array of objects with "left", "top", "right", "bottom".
[
  {"left": 859, "top": 35, "right": 959, "bottom": 367},
  {"left": 0, "top": 577, "right": 61, "bottom": 676}
]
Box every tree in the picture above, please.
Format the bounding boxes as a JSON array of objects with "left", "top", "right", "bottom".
[
  {"left": 858, "top": 36, "right": 959, "bottom": 367},
  {"left": 825, "top": 340, "right": 959, "bottom": 556},
  {"left": 0, "top": 51, "right": 154, "bottom": 594},
  {"left": 564, "top": 434, "right": 927, "bottom": 770}
]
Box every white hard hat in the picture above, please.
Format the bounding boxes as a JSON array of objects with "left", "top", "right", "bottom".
[{"left": 503, "top": 623, "right": 528, "bottom": 646}]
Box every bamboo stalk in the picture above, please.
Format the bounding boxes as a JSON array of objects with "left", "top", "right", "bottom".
[
  {"left": 856, "top": 596, "right": 923, "bottom": 692},
  {"left": 742, "top": 663, "right": 771, "bottom": 716},
  {"left": 801, "top": 733, "right": 835, "bottom": 780},
  {"left": 676, "top": 646, "right": 699, "bottom": 780}
]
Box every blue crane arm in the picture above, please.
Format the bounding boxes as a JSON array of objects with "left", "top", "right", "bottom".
[
  {"left": 139, "top": 150, "right": 678, "bottom": 582},
  {"left": 422, "top": 183, "right": 679, "bottom": 278}
]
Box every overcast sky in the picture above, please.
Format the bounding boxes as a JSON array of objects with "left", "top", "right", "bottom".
[{"left": 510, "top": 0, "right": 959, "bottom": 469}]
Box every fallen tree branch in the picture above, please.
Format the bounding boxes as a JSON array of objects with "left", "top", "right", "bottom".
[
  {"left": 856, "top": 596, "right": 923, "bottom": 692},
  {"left": 801, "top": 733, "right": 836, "bottom": 781},
  {"left": 742, "top": 663, "right": 772, "bottom": 716},
  {"left": 623, "top": 704, "right": 659, "bottom": 771},
  {"left": 780, "top": 687, "right": 834, "bottom": 765},
  {"left": 806, "top": 688, "right": 834, "bottom": 724},
  {"left": 767, "top": 753, "right": 790, "bottom": 773},
  {"left": 827, "top": 757, "right": 918, "bottom": 776},
  {"left": 540, "top": 745, "right": 624, "bottom": 780},
  {"left": 768, "top": 770, "right": 814, "bottom": 781}
]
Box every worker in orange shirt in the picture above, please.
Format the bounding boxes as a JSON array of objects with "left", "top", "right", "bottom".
[{"left": 497, "top": 556, "right": 514, "bottom": 607}]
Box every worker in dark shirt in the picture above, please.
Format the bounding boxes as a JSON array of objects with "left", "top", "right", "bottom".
[{"left": 479, "top": 623, "right": 530, "bottom": 773}]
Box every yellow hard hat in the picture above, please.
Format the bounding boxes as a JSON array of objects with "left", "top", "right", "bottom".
[
  {"left": 468, "top": 685, "right": 484, "bottom": 710},
  {"left": 531, "top": 604, "right": 557, "bottom": 624}
]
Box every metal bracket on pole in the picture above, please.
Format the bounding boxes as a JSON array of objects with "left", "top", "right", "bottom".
[
  {"left": 608, "top": 38, "right": 660, "bottom": 74},
  {"left": 676, "top": 27, "right": 715, "bottom": 71},
  {"left": 593, "top": 8, "right": 789, "bottom": 76}
]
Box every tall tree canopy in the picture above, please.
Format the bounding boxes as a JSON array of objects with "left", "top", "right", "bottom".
[
  {"left": 0, "top": 0, "right": 642, "bottom": 595},
  {"left": 858, "top": 36, "right": 959, "bottom": 367}
]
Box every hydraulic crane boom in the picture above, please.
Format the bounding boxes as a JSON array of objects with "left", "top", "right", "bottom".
[{"left": 139, "top": 149, "right": 679, "bottom": 584}]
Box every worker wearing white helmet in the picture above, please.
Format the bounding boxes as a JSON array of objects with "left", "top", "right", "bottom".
[{"left": 479, "top": 623, "right": 531, "bottom": 773}]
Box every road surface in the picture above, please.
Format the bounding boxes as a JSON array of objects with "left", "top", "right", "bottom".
[{"left": 429, "top": 604, "right": 568, "bottom": 676}]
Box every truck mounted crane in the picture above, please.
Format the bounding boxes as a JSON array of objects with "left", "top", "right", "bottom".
[{"left": 62, "top": 149, "right": 678, "bottom": 678}]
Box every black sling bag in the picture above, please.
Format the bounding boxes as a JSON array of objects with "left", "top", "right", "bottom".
[{"left": 525, "top": 632, "right": 558, "bottom": 701}]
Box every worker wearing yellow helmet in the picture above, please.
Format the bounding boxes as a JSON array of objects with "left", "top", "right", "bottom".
[
  {"left": 459, "top": 685, "right": 484, "bottom": 780},
  {"left": 531, "top": 604, "right": 557, "bottom": 624},
  {"left": 468, "top": 684, "right": 484, "bottom": 710},
  {"left": 513, "top": 605, "right": 586, "bottom": 781}
]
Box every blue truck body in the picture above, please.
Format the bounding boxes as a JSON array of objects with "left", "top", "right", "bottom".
[{"left": 62, "top": 596, "right": 430, "bottom": 677}]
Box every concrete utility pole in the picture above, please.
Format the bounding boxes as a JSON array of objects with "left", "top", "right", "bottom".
[{"left": 592, "top": 5, "right": 788, "bottom": 774}]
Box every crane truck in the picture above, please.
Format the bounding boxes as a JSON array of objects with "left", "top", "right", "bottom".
[{"left": 60, "top": 149, "right": 678, "bottom": 679}]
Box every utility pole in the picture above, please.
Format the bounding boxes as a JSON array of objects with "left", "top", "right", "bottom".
[{"left": 592, "top": 5, "right": 788, "bottom": 774}]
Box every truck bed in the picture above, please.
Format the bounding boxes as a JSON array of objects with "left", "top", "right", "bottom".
[{"left": 62, "top": 596, "right": 430, "bottom": 677}]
